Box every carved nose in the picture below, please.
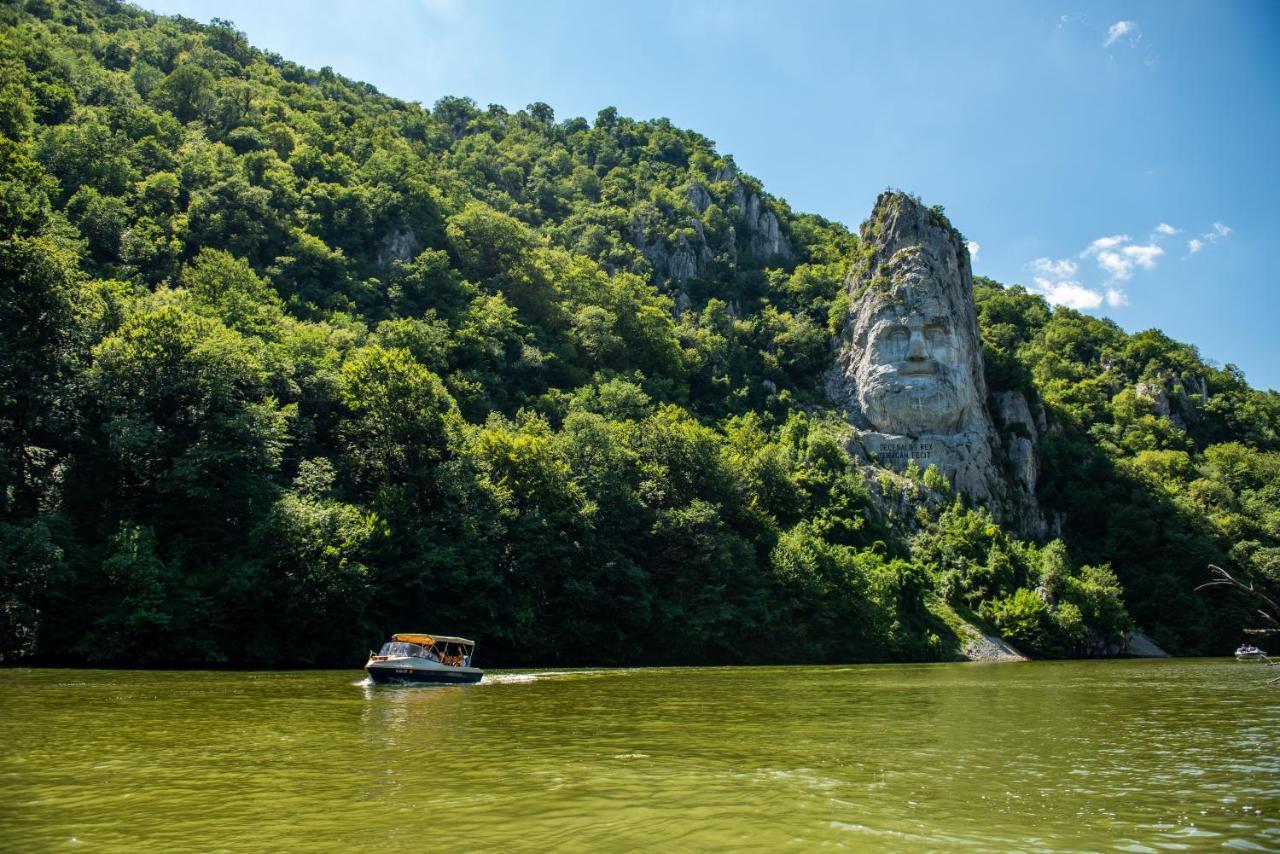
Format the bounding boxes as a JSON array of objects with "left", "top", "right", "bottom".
[{"left": 906, "top": 329, "right": 928, "bottom": 360}]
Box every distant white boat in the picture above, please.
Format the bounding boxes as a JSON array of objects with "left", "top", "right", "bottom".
[
  {"left": 1234, "top": 644, "right": 1267, "bottom": 660},
  {"left": 365, "top": 633, "right": 483, "bottom": 684}
]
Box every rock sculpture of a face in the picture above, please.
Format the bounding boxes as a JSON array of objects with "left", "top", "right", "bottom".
[
  {"left": 857, "top": 256, "right": 976, "bottom": 436},
  {"left": 832, "top": 193, "right": 987, "bottom": 439},
  {"left": 828, "top": 191, "right": 1047, "bottom": 536}
]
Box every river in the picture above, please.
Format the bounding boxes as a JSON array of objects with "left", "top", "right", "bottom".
[{"left": 1, "top": 659, "right": 1276, "bottom": 851}]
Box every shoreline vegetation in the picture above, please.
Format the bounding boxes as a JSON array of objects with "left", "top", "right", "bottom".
[
  {"left": 4, "top": 643, "right": 1187, "bottom": 672},
  {"left": 2, "top": 1, "right": 1277, "bottom": 669}
]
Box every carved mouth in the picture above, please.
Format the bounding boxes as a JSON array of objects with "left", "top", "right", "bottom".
[{"left": 895, "top": 360, "right": 938, "bottom": 376}]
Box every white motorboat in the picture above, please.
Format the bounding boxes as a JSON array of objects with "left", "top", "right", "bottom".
[
  {"left": 365, "top": 633, "right": 483, "bottom": 684},
  {"left": 1235, "top": 644, "right": 1267, "bottom": 660}
]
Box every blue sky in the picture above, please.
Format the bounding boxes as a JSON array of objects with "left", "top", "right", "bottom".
[{"left": 142, "top": 0, "right": 1280, "bottom": 390}]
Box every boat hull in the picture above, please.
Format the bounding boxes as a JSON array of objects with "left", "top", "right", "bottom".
[{"left": 365, "top": 660, "right": 483, "bottom": 685}]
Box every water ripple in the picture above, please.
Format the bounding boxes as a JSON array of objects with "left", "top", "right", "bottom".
[{"left": 1, "top": 659, "right": 1276, "bottom": 851}]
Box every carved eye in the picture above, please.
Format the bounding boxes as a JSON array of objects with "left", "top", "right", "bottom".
[{"left": 881, "top": 327, "right": 909, "bottom": 360}]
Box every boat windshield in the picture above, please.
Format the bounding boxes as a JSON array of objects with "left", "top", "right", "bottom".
[{"left": 378, "top": 641, "right": 424, "bottom": 658}]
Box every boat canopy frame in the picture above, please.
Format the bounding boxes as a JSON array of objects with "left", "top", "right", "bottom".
[{"left": 392, "top": 633, "right": 475, "bottom": 648}]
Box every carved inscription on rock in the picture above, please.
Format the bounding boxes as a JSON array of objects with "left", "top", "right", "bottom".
[{"left": 865, "top": 437, "right": 936, "bottom": 467}]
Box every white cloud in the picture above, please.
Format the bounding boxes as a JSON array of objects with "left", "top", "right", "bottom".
[
  {"left": 966, "top": 241, "right": 980, "bottom": 263},
  {"left": 1085, "top": 234, "right": 1130, "bottom": 253},
  {"left": 1029, "top": 256, "right": 1106, "bottom": 309},
  {"left": 1025, "top": 216, "right": 1222, "bottom": 311},
  {"left": 1035, "top": 278, "right": 1104, "bottom": 310},
  {"left": 1187, "top": 222, "right": 1232, "bottom": 255},
  {"left": 1025, "top": 230, "right": 1166, "bottom": 312},
  {"left": 1095, "top": 251, "right": 1131, "bottom": 280},
  {"left": 1029, "top": 257, "right": 1077, "bottom": 279},
  {"left": 1104, "top": 20, "right": 1139, "bottom": 48},
  {"left": 1079, "top": 235, "right": 1163, "bottom": 281},
  {"left": 1123, "top": 243, "right": 1164, "bottom": 269}
]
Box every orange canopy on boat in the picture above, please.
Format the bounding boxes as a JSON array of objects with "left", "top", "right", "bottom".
[{"left": 392, "top": 633, "right": 475, "bottom": 647}]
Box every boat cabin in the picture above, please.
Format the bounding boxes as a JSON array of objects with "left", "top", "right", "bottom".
[{"left": 371, "top": 633, "right": 476, "bottom": 668}]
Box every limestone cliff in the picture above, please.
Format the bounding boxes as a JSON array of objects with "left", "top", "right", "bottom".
[
  {"left": 632, "top": 162, "right": 792, "bottom": 311},
  {"left": 827, "top": 191, "right": 1046, "bottom": 535}
]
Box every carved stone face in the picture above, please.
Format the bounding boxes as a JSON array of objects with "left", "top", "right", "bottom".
[{"left": 854, "top": 261, "right": 977, "bottom": 436}]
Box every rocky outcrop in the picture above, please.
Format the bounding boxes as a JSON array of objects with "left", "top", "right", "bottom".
[
  {"left": 826, "top": 192, "right": 1045, "bottom": 535},
  {"left": 1122, "top": 630, "right": 1170, "bottom": 658},
  {"left": 993, "top": 390, "right": 1045, "bottom": 502},
  {"left": 1136, "top": 374, "right": 1209, "bottom": 431},
  {"left": 958, "top": 626, "right": 1028, "bottom": 662},
  {"left": 632, "top": 219, "right": 713, "bottom": 311},
  {"left": 728, "top": 178, "right": 790, "bottom": 260},
  {"left": 685, "top": 181, "right": 713, "bottom": 213},
  {"left": 1135, "top": 380, "right": 1172, "bottom": 418},
  {"left": 377, "top": 227, "right": 419, "bottom": 266},
  {"left": 633, "top": 165, "right": 792, "bottom": 306}
]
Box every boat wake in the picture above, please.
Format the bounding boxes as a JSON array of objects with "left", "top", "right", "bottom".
[
  {"left": 485, "top": 673, "right": 540, "bottom": 684},
  {"left": 482, "top": 668, "right": 640, "bottom": 685},
  {"left": 353, "top": 668, "right": 641, "bottom": 688}
]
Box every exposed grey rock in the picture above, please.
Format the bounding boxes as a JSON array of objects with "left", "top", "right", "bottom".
[
  {"left": 1136, "top": 380, "right": 1172, "bottom": 419},
  {"left": 958, "top": 627, "right": 1028, "bottom": 662},
  {"left": 1137, "top": 374, "right": 1210, "bottom": 431},
  {"left": 633, "top": 215, "right": 714, "bottom": 315},
  {"left": 994, "top": 391, "right": 1040, "bottom": 498},
  {"left": 994, "top": 390, "right": 1036, "bottom": 436},
  {"left": 674, "top": 289, "right": 693, "bottom": 317},
  {"left": 729, "top": 180, "right": 748, "bottom": 217},
  {"left": 728, "top": 178, "right": 792, "bottom": 261},
  {"left": 745, "top": 191, "right": 760, "bottom": 228},
  {"left": 378, "top": 228, "right": 419, "bottom": 265},
  {"left": 1006, "top": 436, "right": 1037, "bottom": 499},
  {"left": 1123, "top": 630, "right": 1171, "bottom": 658},
  {"left": 1184, "top": 374, "right": 1208, "bottom": 402},
  {"left": 633, "top": 218, "right": 709, "bottom": 285},
  {"left": 827, "top": 191, "right": 1044, "bottom": 534},
  {"left": 750, "top": 208, "right": 786, "bottom": 259},
  {"left": 685, "top": 181, "right": 713, "bottom": 213},
  {"left": 633, "top": 171, "right": 791, "bottom": 316},
  {"left": 689, "top": 217, "right": 713, "bottom": 259},
  {"left": 668, "top": 235, "right": 698, "bottom": 282}
]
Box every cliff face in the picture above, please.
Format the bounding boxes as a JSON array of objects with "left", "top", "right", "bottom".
[
  {"left": 827, "top": 192, "right": 1046, "bottom": 535},
  {"left": 632, "top": 163, "right": 792, "bottom": 312}
]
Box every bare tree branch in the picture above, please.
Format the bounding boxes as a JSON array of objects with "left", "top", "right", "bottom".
[{"left": 1197, "top": 564, "right": 1279, "bottom": 675}]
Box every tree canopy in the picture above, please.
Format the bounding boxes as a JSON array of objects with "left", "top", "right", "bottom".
[{"left": 1, "top": 1, "right": 1275, "bottom": 665}]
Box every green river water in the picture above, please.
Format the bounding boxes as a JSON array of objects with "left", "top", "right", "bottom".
[{"left": 1, "top": 658, "right": 1276, "bottom": 851}]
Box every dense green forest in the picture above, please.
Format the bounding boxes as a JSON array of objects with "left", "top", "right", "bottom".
[{"left": 2, "top": 0, "right": 1277, "bottom": 666}]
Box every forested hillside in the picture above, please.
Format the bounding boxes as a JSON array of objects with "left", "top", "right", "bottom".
[{"left": 3, "top": 0, "right": 1277, "bottom": 666}]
